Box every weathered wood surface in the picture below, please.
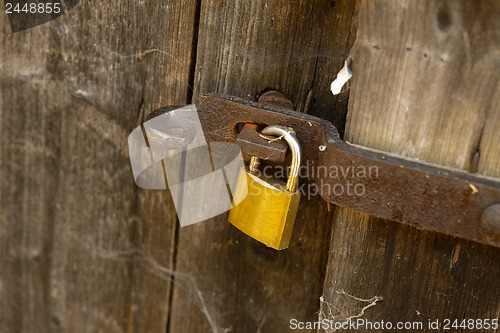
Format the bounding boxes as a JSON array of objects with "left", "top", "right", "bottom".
[
  {"left": 4, "top": 0, "right": 498, "bottom": 332},
  {"left": 168, "top": 1, "right": 359, "bottom": 332},
  {"left": 0, "top": 1, "right": 195, "bottom": 332},
  {"left": 320, "top": 1, "right": 500, "bottom": 332}
]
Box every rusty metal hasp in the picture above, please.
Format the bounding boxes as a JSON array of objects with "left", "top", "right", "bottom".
[{"left": 195, "top": 94, "right": 500, "bottom": 248}]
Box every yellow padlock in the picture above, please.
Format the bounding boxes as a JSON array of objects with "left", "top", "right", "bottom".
[{"left": 228, "top": 125, "right": 301, "bottom": 250}]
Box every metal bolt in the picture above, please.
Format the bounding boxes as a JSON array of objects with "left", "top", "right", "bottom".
[
  {"left": 481, "top": 204, "right": 500, "bottom": 242},
  {"left": 258, "top": 90, "right": 294, "bottom": 110}
]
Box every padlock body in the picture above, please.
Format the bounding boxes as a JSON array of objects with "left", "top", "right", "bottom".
[{"left": 228, "top": 168, "right": 300, "bottom": 250}]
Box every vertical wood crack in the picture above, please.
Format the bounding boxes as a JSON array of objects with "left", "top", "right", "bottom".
[{"left": 187, "top": 0, "right": 202, "bottom": 104}]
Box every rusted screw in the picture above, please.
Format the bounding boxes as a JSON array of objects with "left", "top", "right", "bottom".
[
  {"left": 258, "top": 90, "right": 294, "bottom": 110},
  {"left": 481, "top": 204, "right": 500, "bottom": 242}
]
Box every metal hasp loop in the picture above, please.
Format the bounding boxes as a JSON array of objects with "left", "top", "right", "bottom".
[
  {"left": 196, "top": 94, "right": 500, "bottom": 248},
  {"left": 260, "top": 125, "right": 301, "bottom": 192}
]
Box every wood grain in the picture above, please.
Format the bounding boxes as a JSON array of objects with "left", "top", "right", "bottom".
[
  {"left": 0, "top": 1, "right": 196, "bottom": 332},
  {"left": 320, "top": 1, "right": 500, "bottom": 331},
  {"left": 169, "top": 1, "right": 359, "bottom": 332},
  {"left": 307, "top": 0, "right": 361, "bottom": 137}
]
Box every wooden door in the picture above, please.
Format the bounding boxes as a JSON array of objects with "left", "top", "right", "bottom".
[{"left": 0, "top": 1, "right": 498, "bottom": 333}]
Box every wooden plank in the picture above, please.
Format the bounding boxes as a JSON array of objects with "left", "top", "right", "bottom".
[
  {"left": 320, "top": 0, "right": 500, "bottom": 331},
  {"left": 0, "top": 1, "right": 196, "bottom": 332},
  {"left": 308, "top": 0, "right": 361, "bottom": 137},
  {"left": 168, "top": 1, "right": 359, "bottom": 332}
]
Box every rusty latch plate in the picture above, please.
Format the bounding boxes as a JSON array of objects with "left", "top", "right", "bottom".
[
  {"left": 237, "top": 123, "right": 288, "bottom": 162},
  {"left": 196, "top": 94, "right": 500, "bottom": 248}
]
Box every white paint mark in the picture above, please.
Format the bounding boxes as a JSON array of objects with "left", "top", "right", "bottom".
[{"left": 330, "top": 61, "right": 352, "bottom": 95}]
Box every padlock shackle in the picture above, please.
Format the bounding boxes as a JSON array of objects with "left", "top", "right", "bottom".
[{"left": 261, "top": 125, "right": 301, "bottom": 192}]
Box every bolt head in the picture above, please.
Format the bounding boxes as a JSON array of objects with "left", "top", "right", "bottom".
[{"left": 481, "top": 204, "right": 500, "bottom": 243}]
